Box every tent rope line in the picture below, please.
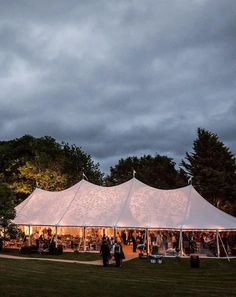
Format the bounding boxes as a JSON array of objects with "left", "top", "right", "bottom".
[
  {"left": 114, "top": 177, "right": 135, "bottom": 227},
  {"left": 181, "top": 184, "right": 193, "bottom": 229},
  {"left": 15, "top": 191, "right": 35, "bottom": 217},
  {"left": 56, "top": 180, "right": 84, "bottom": 226}
]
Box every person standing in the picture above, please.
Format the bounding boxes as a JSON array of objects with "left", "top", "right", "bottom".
[
  {"left": 121, "top": 230, "right": 127, "bottom": 245},
  {"left": 100, "top": 239, "right": 111, "bottom": 267},
  {"left": 132, "top": 234, "right": 137, "bottom": 253},
  {"left": 113, "top": 241, "right": 123, "bottom": 267},
  {"left": 34, "top": 231, "right": 40, "bottom": 249}
]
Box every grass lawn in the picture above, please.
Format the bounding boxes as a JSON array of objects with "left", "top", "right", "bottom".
[
  {"left": 0, "top": 256, "right": 235, "bottom": 297},
  {"left": 1, "top": 248, "right": 100, "bottom": 261}
]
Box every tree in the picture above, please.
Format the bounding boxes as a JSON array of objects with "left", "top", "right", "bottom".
[
  {"left": 0, "top": 135, "right": 38, "bottom": 202},
  {"left": 181, "top": 128, "right": 236, "bottom": 215},
  {"left": 106, "top": 154, "right": 187, "bottom": 189},
  {"left": 0, "top": 135, "right": 104, "bottom": 203},
  {"left": 13, "top": 161, "right": 68, "bottom": 193},
  {"left": 61, "top": 143, "right": 104, "bottom": 186},
  {"left": 0, "top": 184, "right": 16, "bottom": 249}
]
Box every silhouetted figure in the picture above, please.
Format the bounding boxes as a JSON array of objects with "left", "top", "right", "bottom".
[
  {"left": 121, "top": 230, "right": 127, "bottom": 245},
  {"left": 113, "top": 241, "right": 123, "bottom": 267},
  {"left": 100, "top": 239, "right": 111, "bottom": 267},
  {"left": 132, "top": 235, "right": 137, "bottom": 252}
]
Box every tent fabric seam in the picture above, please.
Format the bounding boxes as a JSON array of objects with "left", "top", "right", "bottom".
[
  {"left": 114, "top": 178, "right": 135, "bottom": 227},
  {"left": 55, "top": 180, "right": 84, "bottom": 226}
]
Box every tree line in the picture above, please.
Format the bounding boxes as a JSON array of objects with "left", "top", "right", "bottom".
[{"left": 0, "top": 128, "right": 236, "bottom": 217}]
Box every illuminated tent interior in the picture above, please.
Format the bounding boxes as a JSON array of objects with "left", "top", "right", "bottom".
[{"left": 14, "top": 177, "right": 236, "bottom": 230}]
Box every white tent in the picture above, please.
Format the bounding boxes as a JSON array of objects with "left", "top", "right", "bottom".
[{"left": 14, "top": 178, "right": 236, "bottom": 230}]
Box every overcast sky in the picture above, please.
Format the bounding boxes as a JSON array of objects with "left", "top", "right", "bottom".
[{"left": 0, "top": 0, "right": 235, "bottom": 173}]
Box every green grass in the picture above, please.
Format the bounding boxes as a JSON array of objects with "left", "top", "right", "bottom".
[
  {"left": 1, "top": 248, "right": 100, "bottom": 261},
  {"left": 0, "top": 257, "right": 235, "bottom": 297}
]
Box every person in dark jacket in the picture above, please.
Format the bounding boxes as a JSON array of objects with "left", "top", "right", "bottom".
[
  {"left": 132, "top": 234, "right": 137, "bottom": 253},
  {"left": 113, "top": 241, "right": 124, "bottom": 267},
  {"left": 121, "top": 230, "right": 127, "bottom": 245},
  {"left": 100, "top": 239, "right": 111, "bottom": 267}
]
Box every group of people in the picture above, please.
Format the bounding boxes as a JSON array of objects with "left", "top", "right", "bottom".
[
  {"left": 30, "top": 228, "right": 57, "bottom": 254},
  {"left": 148, "top": 231, "right": 236, "bottom": 256},
  {"left": 118, "top": 230, "right": 146, "bottom": 253},
  {"left": 100, "top": 236, "right": 125, "bottom": 267},
  {"left": 20, "top": 228, "right": 235, "bottom": 258}
]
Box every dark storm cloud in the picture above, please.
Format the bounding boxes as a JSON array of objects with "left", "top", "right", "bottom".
[{"left": 0, "top": 0, "right": 236, "bottom": 173}]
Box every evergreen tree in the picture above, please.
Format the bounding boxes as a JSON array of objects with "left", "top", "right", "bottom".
[
  {"left": 106, "top": 154, "right": 187, "bottom": 189},
  {"left": 181, "top": 128, "right": 236, "bottom": 215}
]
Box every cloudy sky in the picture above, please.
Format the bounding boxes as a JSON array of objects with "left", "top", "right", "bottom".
[{"left": 0, "top": 0, "right": 235, "bottom": 173}]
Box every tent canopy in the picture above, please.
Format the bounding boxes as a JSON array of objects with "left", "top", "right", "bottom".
[{"left": 14, "top": 178, "right": 236, "bottom": 230}]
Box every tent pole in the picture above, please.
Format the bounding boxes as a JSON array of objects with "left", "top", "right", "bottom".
[
  {"left": 55, "top": 226, "right": 58, "bottom": 247},
  {"left": 113, "top": 226, "right": 116, "bottom": 239},
  {"left": 179, "top": 229, "right": 184, "bottom": 256},
  {"left": 83, "top": 227, "right": 86, "bottom": 252},
  {"left": 28, "top": 225, "right": 31, "bottom": 246},
  {"left": 216, "top": 230, "right": 220, "bottom": 258},
  {"left": 146, "top": 228, "right": 150, "bottom": 255}
]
